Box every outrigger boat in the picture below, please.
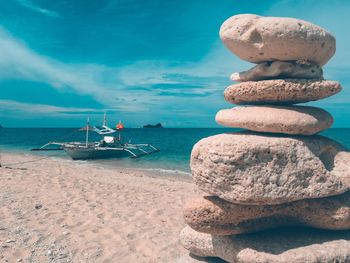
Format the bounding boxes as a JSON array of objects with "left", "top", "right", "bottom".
[{"left": 31, "top": 114, "right": 159, "bottom": 160}]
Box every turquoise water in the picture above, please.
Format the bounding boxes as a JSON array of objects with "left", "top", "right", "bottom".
[{"left": 1, "top": 128, "right": 350, "bottom": 174}]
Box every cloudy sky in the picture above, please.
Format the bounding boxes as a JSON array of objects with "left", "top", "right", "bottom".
[{"left": 0, "top": 0, "right": 349, "bottom": 127}]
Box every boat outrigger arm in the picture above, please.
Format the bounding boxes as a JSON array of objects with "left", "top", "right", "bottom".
[
  {"left": 33, "top": 141, "right": 159, "bottom": 158},
  {"left": 93, "top": 125, "right": 116, "bottom": 135}
]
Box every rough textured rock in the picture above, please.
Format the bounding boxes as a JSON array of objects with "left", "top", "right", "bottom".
[
  {"left": 231, "top": 60, "right": 323, "bottom": 82},
  {"left": 180, "top": 226, "right": 350, "bottom": 263},
  {"left": 224, "top": 79, "right": 341, "bottom": 105},
  {"left": 220, "top": 14, "right": 336, "bottom": 66},
  {"left": 191, "top": 132, "right": 350, "bottom": 205},
  {"left": 215, "top": 106, "right": 333, "bottom": 135},
  {"left": 184, "top": 193, "right": 350, "bottom": 235}
]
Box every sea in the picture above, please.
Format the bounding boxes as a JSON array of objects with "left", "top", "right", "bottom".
[{"left": 1, "top": 128, "right": 350, "bottom": 175}]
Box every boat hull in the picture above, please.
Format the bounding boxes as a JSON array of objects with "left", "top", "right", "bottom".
[{"left": 64, "top": 147, "right": 130, "bottom": 160}]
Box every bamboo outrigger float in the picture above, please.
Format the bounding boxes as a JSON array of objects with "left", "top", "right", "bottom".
[{"left": 31, "top": 114, "right": 159, "bottom": 160}]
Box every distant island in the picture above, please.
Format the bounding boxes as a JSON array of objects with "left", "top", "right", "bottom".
[{"left": 143, "top": 123, "right": 163, "bottom": 128}]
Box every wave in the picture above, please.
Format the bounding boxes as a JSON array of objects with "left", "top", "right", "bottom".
[
  {"left": 1, "top": 147, "right": 191, "bottom": 176},
  {"left": 131, "top": 167, "right": 191, "bottom": 176},
  {"left": 57, "top": 156, "right": 191, "bottom": 176}
]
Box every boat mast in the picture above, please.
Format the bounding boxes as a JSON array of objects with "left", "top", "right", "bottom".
[
  {"left": 86, "top": 117, "right": 90, "bottom": 146},
  {"left": 103, "top": 111, "right": 107, "bottom": 126},
  {"left": 118, "top": 120, "right": 121, "bottom": 141}
]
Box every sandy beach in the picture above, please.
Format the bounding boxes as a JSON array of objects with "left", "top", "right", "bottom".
[{"left": 0, "top": 152, "right": 210, "bottom": 263}]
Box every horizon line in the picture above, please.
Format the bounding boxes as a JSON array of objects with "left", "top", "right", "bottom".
[{"left": 1, "top": 127, "right": 350, "bottom": 129}]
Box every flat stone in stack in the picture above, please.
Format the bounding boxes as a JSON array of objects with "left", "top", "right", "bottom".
[
  {"left": 224, "top": 79, "right": 341, "bottom": 105},
  {"left": 230, "top": 60, "right": 324, "bottom": 82},
  {"left": 181, "top": 226, "right": 350, "bottom": 263},
  {"left": 216, "top": 106, "right": 333, "bottom": 135},
  {"left": 183, "top": 192, "right": 350, "bottom": 235},
  {"left": 191, "top": 132, "right": 350, "bottom": 205}
]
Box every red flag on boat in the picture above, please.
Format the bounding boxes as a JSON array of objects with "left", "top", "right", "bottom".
[{"left": 116, "top": 121, "right": 124, "bottom": 130}]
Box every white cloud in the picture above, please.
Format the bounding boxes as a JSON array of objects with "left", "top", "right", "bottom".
[
  {"left": 0, "top": 27, "right": 153, "bottom": 109},
  {"left": 0, "top": 99, "right": 148, "bottom": 119},
  {"left": 16, "top": 0, "right": 62, "bottom": 18},
  {"left": 1, "top": 1, "right": 349, "bottom": 127},
  {"left": 118, "top": 41, "right": 250, "bottom": 87},
  {"left": 0, "top": 26, "right": 236, "bottom": 120},
  {"left": 0, "top": 99, "right": 94, "bottom": 115},
  {"left": 0, "top": 99, "right": 148, "bottom": 127},
  {"left": 0, "top": 26, "right": 235, "bottom": 126}
]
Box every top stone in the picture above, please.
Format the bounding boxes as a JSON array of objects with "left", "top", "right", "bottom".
[{"left": 220, "top": 14, "right": 336, "bottom": 66}]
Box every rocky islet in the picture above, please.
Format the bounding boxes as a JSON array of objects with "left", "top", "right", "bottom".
[{"left": 180, "top": 14, "right": 350, "bottom": 262}]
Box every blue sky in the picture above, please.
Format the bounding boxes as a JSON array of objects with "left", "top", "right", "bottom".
[{"left": 0, "top": 0, "right": 349, "bottom": 127}]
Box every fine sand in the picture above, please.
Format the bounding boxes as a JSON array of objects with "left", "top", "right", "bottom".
[{"left": 0, "top": 152, "right": 218, "bottom": 263}]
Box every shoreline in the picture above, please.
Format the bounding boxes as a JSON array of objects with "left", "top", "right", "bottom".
[
  {"left": 0, "top": 152, "right": 204, "bottom": 262},
  {"left": 0, "top": 148, "right": 192, "bottom": 178}
]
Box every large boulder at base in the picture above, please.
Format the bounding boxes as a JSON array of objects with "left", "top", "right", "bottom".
[
  {"left": 231, "top": 60, "right": 323, "bottom": 82},
  {"left": 191, "top": 132, "right": 350, "bottom": 205},
  {"left": 184, "top": 193, "right": 350, "bottom": 235},
  {"left": 220, "top": 14, "right": 336, "bottom": 66},
  {"left": 224, "top": 79, "right": 341, "bottom": 105},
  {"left": 180, "top": 226, "right": 350, "bottom": 263},
  {"left": 215, "top": 106, "right": 333, "bottom": 135}
]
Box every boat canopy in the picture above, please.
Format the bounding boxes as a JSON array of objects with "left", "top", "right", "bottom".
[
  {"left": 104, "top": 136, "right": 115, "bottom": 143},
  {"left": 94, "top": 125, "right": 116, "bottom": 135}
]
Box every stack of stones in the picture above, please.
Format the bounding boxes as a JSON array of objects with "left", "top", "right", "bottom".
[{"left": 180, "top": 14, "right": 350, "bottom": 263}]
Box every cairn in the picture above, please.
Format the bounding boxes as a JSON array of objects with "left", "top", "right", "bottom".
[{"left": 180, "top": 14, "right": 350, "bottom": 262}]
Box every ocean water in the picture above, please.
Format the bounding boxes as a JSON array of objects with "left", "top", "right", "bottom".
[{"left": 1, "top": 128, "right": 350, "bottom": 175}]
